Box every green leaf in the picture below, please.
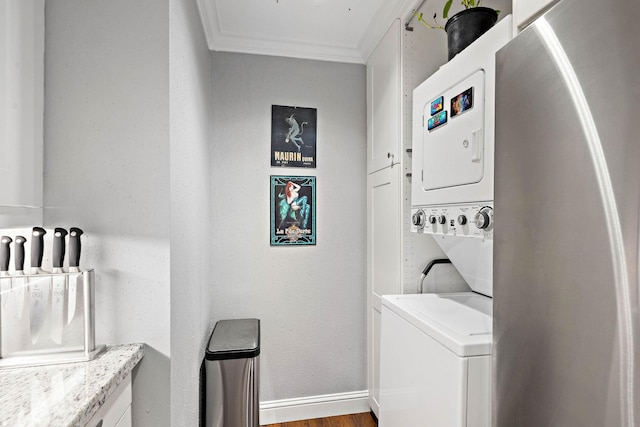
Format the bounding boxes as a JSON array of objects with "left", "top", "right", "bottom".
[{"left": 443, "top": 0, "right": 453, "bottom": 18}]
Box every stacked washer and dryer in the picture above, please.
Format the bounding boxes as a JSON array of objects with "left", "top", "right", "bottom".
[{"left": 378, "top": 16, "right": 512, "bottom": 427}]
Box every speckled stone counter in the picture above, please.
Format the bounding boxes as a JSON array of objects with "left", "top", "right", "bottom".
[{"left": 0, "top": 343, "right": 144, "bottom": 427}]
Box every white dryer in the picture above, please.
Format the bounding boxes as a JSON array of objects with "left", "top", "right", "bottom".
[
  {"left": 411, "top": 16, "right": 512, "bottom": 210},
  {"left": 379, "top": 293, "right": 492, "bottom": 427},
  {"left": 409, "top": 16, "right": 513, "bottom": 298}
]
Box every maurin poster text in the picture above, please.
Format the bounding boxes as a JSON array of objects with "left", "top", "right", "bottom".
[{"left": 271, "top": 105, "right": 317, "bottom": 168}]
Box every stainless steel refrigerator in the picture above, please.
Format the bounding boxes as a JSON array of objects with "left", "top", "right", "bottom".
[{"left": 493, "top": 1, "right": 640, "bottom": 426}]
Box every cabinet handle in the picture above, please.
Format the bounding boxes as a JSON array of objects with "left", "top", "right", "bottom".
[{"left": 387, "top": 152, "right": 394, "bottom": 165}]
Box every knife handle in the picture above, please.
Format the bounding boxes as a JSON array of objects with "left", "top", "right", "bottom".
[
  {"left": 69, "top": 227, "right": 84, "bottom": 268},
  {"left": 53, "top": 228, "right": 68, "bottom": 269},
  {"left": 0, "top": 236, "right": 11, "bottom": 273},
  {"left": 31, "top": 227, "right": 46, "bottom": 269},
  {"left": 14, "top": 236, "right": 26, "bottom": 272}
]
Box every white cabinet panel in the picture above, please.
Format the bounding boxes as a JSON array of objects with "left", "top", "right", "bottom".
[
  {"left": 366, "top": 166, "right": 401, "bottom": 416},
  {"left": 369, "top": 167, "right": 401, "bottom": 298},
  {"left": 115, "top": 405, "right": 132, "bottom": 427},
  {"left": 0, "top": 0, "right": 44, "bottom": 227},
  {"left": 366, "top": 19, "right": 401, "bottom": 174},
  {"left": 369, "top": 305, "right": 382, "bottom": 415},
  {"left": 86, "top": 374, "right": 132, "bottom": 427}
]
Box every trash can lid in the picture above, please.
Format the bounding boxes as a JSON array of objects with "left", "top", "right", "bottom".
[{"left": 206, "top": 318, "right": 260, "bottom": 360}]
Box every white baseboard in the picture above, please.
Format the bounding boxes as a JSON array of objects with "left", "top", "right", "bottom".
[{"left": 259, "top": 390, "right": 371, "bottom": 424}]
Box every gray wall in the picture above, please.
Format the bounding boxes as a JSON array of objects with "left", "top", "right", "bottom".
[
  {"left": 44, "top": 0, "right": 171, "bottom": 425},
  {"left": 44, "top": 2, "right": 368, "bottom": 424},
  {"left": 210, "top": 52, "right": 368, "bottom": 401},
  {"left": 169, "top": 0, "right": 214, "bottom": 425}
]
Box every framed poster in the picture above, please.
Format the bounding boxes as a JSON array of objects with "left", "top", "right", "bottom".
[
  {"left": 271, "top": 105, "right": 317, "bottom": 168},
  {"left": 270, "top": 175, "right": 316, "bottom": 246}
]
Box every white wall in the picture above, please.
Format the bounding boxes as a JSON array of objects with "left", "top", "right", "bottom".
[
  {"left": 43, "top": 1, "right": 171, "bottom": 425},
  {"left": 210, "top": 52, "right": 368, "bottom": 401},
  {"left": 169, "top": 0, "right": 214, "bottom": 425}
]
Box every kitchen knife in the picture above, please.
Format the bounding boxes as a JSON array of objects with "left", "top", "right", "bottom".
[
  {"left": 29, "top": 227, "right": 50, "bottom": 344},
  {"left": 0, "top": 236, "right": 12, "bottom": 354},
  {"left": 50, "top": 228, "right": 68, "bottom": 344},
  {"left": 67, "top": 227, "right": 83, "bottom": 325},
  {"left": 0, "top": 236, "right": 12, "bottom": 310},
  {"left": 13, "top": 236, "right": 27, "bottom": 320},
  {"left": 30, "top": 227, "right": 47, "bottom": 274},
  {"left": 0, "top": 236, "right": 10, "bottom": 275}
]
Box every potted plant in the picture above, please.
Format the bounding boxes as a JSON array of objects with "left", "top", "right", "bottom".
[{"left": 417, "top": 0, "right": 500, "bottom": 60}]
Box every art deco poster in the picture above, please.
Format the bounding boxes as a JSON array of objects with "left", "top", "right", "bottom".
[
  {"left": 271, "top": 105, "right": 317, "bottom": 168},
  {"left": 270, "top": 175, "right": 316, "bottom": 246}
]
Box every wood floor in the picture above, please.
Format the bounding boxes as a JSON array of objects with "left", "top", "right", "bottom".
[{"left": 263, "top": 412, "right": 378, "bottom": 427}]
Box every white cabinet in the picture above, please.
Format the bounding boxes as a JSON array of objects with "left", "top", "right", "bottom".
[
  {"left": 366, "top": 166, "right": 401, "bottom": 415},
  {"left": 513, "top": 0, "right": 560, "bottom": 32},
  {"left": 0, "top": 0, "right": 44, "bottom": 227},
  {"left": 366, "top": 21, "right": 402, "bottom": 412},
  {"left": 366, "top": 19, "right": 401, "bottom": 174},
  {"left": 86, "top": 374, "right": 133, "bottom": 427},
  {"left": 365, "top": 16, "right": 449, "bottom": 416}
]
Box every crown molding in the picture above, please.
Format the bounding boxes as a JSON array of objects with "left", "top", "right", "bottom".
[
  {"left": 196, "top": 0, "right": 423, "bottom": 64},
  {"left": 196, "top": 0, "right": 365, "bottom": 63}
]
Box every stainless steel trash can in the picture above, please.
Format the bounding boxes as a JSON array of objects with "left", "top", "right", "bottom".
[{"left": 205, "top": 318, "right": 260, "bottom": 427}]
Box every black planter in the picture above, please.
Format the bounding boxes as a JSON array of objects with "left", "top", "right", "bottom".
[{"left": 445, "top": 7, "right": 498, "bottom": 60}]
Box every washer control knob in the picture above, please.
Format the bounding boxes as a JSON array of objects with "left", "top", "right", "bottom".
[
  {"left": 474, "top": 207, "right": 494, "bottom": 230},
  {"left": 412, "top": 210, "right": 426, "bottom": 227},
  {"left": 457, "top": 215, "right": 467, "bottom": 225},
  {"left": 428, "top": 215, "right": 437, "bottom": 225},
  {"left": 438, "top": 215, "right": 447, "bottom": 225}
]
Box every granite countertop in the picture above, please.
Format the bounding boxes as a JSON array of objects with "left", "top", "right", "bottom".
[{"left": 0, "top": 343, "right": 144, "bottom": 427}]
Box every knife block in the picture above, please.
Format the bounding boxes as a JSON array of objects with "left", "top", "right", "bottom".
[{"left": 0, "top": 269, "right": 105, "bottom": 368}]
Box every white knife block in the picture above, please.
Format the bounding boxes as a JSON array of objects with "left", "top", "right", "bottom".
[{"left": 0, "top": 269, "right": 105, "bottom": 368}]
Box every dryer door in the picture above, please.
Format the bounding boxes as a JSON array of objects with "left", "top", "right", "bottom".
[{"left": 421, "top": 70, "right": 485, "bottom": 192}]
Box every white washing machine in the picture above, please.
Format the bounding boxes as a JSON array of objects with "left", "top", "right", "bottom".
[{"left": 379, "top": 293, "right": 492, "bottom": 427}]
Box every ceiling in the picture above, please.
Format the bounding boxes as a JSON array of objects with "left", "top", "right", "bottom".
[{"left": 196, "top": 0, "right": 422, "bottom": 64}]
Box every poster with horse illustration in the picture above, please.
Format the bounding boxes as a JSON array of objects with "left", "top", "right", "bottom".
[
  {"left": 270, "top": 175, "right": 316, "bottom": 246},
  {"left": 271, "top": 105, "right": 317, "bottom": 168}
]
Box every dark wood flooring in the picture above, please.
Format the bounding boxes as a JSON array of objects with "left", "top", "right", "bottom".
[{"left": 263, "top": 412, "right": 377, "bottom": 427}]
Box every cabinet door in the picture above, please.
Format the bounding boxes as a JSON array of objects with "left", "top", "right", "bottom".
[
  {"left": 0, "top": 0, "right": 44, "bottom": 226},
  {"left": 366, "top": 19, "right": 401, "bottom": 174},
  {"left": 367, "top": 166, "right": 401, "bottom": 415},
  {"left": 115, "top": 405, "right": 132, "bottom": 427},
  {"left": 513, "top": 0, "right": 560, "bottom": 32},
  {"left": 86, "top": 374, "right": 133, "bottom": 427}
]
